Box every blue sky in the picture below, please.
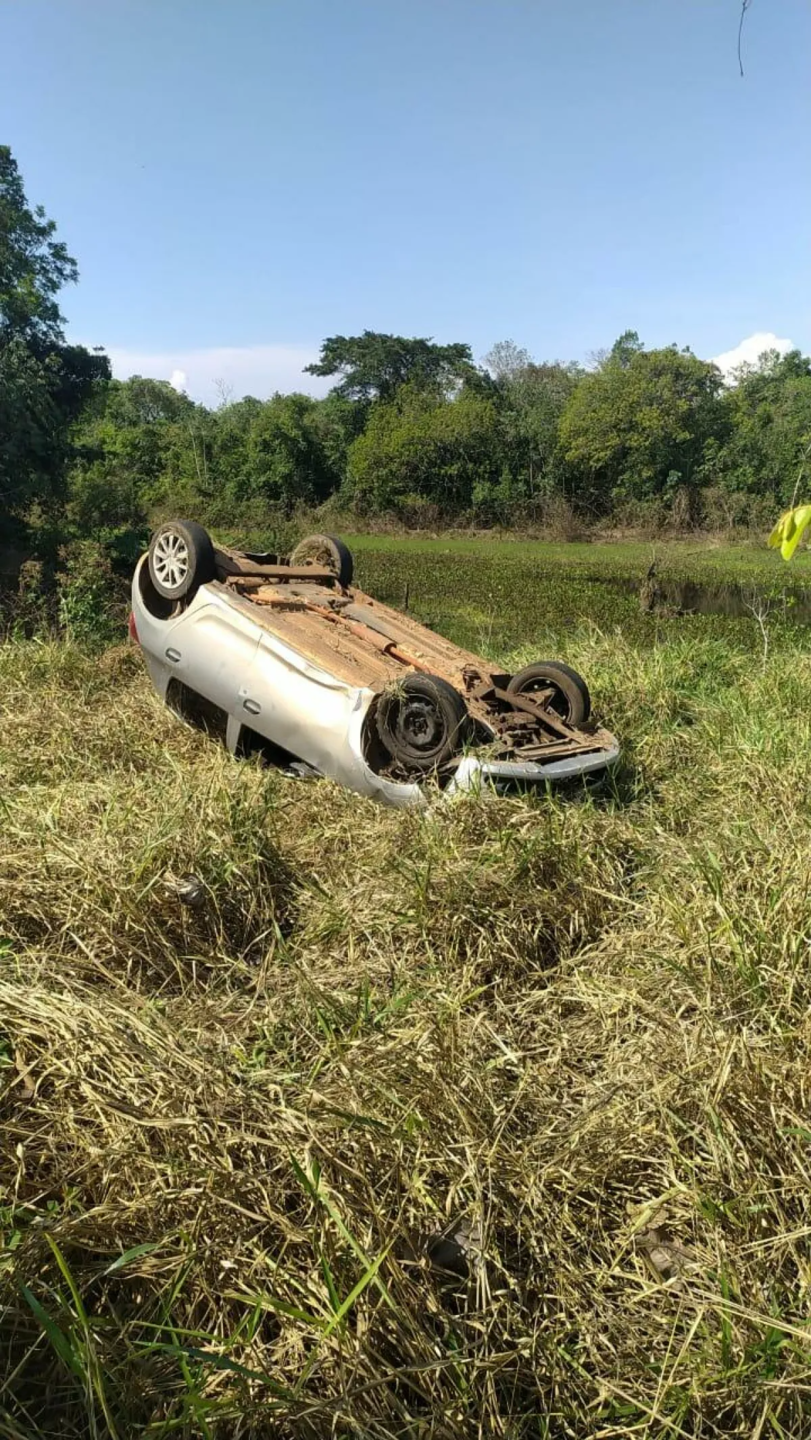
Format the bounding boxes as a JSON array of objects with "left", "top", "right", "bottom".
[{"left": 3, "top": 0, "right": 809, "bottom": 402}]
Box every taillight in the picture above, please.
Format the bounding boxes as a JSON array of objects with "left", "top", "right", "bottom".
[{"left": 128, "top": 611, "right": 139, "bottom": 644}]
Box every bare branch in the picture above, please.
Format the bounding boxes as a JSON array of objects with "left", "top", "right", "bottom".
[
  {"left": 788, "top": 439, "right": 811, "bottom": 512},
  {"left": 738, "top": 0, "right": 754, "bottom": 77},
  {"left": 741, "top": 585, "right": 770, "bottom": 670}
]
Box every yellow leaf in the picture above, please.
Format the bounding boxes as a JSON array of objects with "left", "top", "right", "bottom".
[
  {"left": 767, "top": 514, "right": 788, "bottom": 549},
  {"left": 768, "top": 505, "right": 811, "bottom": 561}
]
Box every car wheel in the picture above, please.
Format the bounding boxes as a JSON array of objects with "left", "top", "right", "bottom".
[
  {"left": 376, "top": 673, "right": 469, "bottom": 774},
  {"left": 507, "top": 661, "right": 591, "bottom": 726},
  {"left": 289, "top": 533, "right": 354, "bottom": 588},
  {"left": 148, "top": 520, "right": 216, "bottom": 601}
]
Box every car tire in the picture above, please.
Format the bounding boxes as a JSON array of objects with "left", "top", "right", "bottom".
[
  {"left": 507, "top": 661, "right": 591, "bottom": 726},
  {"left": 289, "top": 533, "right": 354, "bottom": 588},
  {"left": 148, "top": 520, "right": 216, "bottom": 601},
  {"left": 376, "top": 673, "right": 469, "bottom": 774}
]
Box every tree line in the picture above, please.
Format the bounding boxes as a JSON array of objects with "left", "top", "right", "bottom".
[{"left": 3, "top": 144, "right": 811, "bottom": 594}]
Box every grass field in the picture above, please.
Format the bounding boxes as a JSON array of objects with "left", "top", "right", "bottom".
[{"left": 3, "top": 536, "right": 811, "bottom": 1437}]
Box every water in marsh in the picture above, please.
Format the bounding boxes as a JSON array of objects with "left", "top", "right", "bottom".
[
  {"left": 592, "top": 575, "right": 811, "bottom": 622},
  {"left": 353, "top": 543, "right": 811, "bottom": 660}
]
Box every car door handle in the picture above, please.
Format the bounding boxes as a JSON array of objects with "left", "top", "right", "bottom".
[
  {"left": 165, "top": 648, "right": 181, "bottom": 663},
  {"left": 243, "top": 698, "right": 261, "bottom": 715}
]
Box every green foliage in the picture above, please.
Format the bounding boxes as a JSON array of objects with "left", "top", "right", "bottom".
[
  {"left": 559, "top": 342, "right": 725, "bottom": 513},
  {"left": 0, "top": 145, "right": 78, "bottom": 343},
  {"left": 710, "top": 349, "right": 811, "bottom": 502},
  {"left": 52, "top": 332, "right": 811, "bottom": 543},
  {"left": 305, "top": 329, "right": 477, "bottom": 402},
  {"left": 491, "top": 352, "right": 583, "bottom": 502},
  {"left": 349, "top": 533, "right": 811, "bottom": 658},
  {"left": 245, "top": 392, "right": 342, "bottom": 512},
  {"left": 0, "top": 147, "right": 110, "bottom": 536},
  {"left": 68, "top": 376, "right": 204, "bottom": 542},
  {"left": 609, "top": 327, "right": 645, "bottom": 367},
  {"left": 5, "top": 135, "right": 811, "bottom": 560},
  {"left": 56, "top": 539, "right": 125, "bottom": 646},
  {"left": 196, "top": 394, "right": 263, "bottom": 507},
  {"left": 0, "top": 339, "right": 110, "bottom": 527},
  {"left": 346, "top": 387, "right": 502, "bottom": 515},
  {"left": 32, "top": 325, "right": 811, "bottom": 550},
  {"left": 0, "top": 338, "right": 63, "bottom": 515}
]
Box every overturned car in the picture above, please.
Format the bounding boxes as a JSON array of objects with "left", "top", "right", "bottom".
[{"left": 130, "top": 521, "right": 619, "bottom": 807}]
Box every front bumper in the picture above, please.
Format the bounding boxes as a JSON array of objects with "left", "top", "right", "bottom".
[{"left": 446, "top": 743, "right": 621, "bottom": 796}]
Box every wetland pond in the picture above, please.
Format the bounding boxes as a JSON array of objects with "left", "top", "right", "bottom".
[{"left": 349, "top": 536, "right": 811, "bottom": 657}]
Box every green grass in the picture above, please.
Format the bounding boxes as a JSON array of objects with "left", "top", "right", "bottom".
[{"left": 3, "top": 541, "right": 811, "bottom": 1436}]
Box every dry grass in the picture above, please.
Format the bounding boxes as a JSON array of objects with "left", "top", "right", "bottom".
[{"left": 3, "top": 633, "right": 811, "bottom": 1437}]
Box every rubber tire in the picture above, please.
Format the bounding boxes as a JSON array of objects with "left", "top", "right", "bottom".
[
  {"left": 376, "top": 673, "right": 469, "bottom": 774},
  {"left": 148, "top": 520, "right": 216, "bottom": 601},
  {"left": 507, "top": 661, "right": 591, "bottom": 726},
  {"left": 289, "top": 533, "right": 354, "bottom": 588}
]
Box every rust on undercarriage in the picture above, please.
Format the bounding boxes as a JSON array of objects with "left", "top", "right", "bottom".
[{"left": 215, "top": 551, "right": 613, "bottom": 763}]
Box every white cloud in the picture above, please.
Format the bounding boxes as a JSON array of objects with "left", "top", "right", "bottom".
[
  {"left": 98, "top": 343, "right": 331, "bottom": 404},
  {"left": 711, "top": 331, "right": 794, "bottom": 379}
]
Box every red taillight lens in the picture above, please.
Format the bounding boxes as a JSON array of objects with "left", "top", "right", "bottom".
[{"left": 128, "top": 611, "right": 139, "bottom": 644}]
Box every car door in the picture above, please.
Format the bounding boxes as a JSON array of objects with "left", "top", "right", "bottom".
[
  {"left": 245, "top": 629, "right": 361, "bottom": 772},
  {"left": 162, "top": 590, "right": 261, "bottom": 722}
]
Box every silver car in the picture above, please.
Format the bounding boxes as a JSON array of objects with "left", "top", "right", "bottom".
[{"left": 130, "top": 521, "right": 619, "bottom": 808}]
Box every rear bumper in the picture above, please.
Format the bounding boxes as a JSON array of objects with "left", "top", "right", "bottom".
[{"left": 446, "top": 743, "right": 620, "bottom": 796}]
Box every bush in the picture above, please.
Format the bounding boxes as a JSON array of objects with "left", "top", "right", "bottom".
[
  {"left": 56, "top": 538, "right": 126, "bottom": 646},
  {"left": 12, "top": 558, "right": 53, "bottom": 637},
  {"left": 700, "top": 485, "right": 780, "bottom": 536}
]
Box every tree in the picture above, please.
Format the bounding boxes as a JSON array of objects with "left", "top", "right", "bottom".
[
  {"left": 1, "top": 340, "right": 110, "bottom": 533},
  {"left": 559, "top": 337, "right": 725, "bottom": 514},
  {"left": 0, "top": 340, "right": 64, "bottom": 518},
  {"left": 608, "top": 329, "right": 645, "bottom": 369},
  {"left": 104, "top": 374, "right": 196, "bottom": 427},
  {"left": 246, "top": 393, "right": 341, "bottom": 511},
  {"left": 206, "top": 395, "right": 265, "bottom": 504},
  {"left": 483, "top": 339, "right": 533, "bottom": 382},
  {"left": 494, "top": 357, "right": 584, "bottom": 501},
  {"left": 345, "top": 387, "right": 501, "bottom": 515},
  {"left": 66, "top": 377, "right": 203, "bottom": 560},
  {"left": 0, "top": 147, "right": 109, "bottom": 538},
  {"left": 305, "top": 330, "right": 477, "bottom": 403},
  {"left": 708, "top": 350, "right": 811, "bottom": 505},
  {"left": 0, "top": 146, "right": 79, "bottom": 343}
]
